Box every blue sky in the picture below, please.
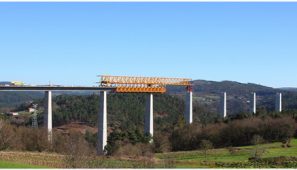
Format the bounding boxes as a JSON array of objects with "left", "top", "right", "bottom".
[{"left": 0, "top": 2, "right": 296, "bottom": 87}]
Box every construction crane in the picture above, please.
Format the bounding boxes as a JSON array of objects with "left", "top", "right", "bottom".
[{"left": 98, "top": 75, "right": 192, "bottom": 93}]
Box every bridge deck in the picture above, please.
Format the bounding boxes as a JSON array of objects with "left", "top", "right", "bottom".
[{"left": 0, "top": 86, "right": 116, "bottom": 91}]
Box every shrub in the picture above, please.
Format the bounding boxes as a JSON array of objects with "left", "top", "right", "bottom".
[
  {"left": 105, "top": 128, "right": 152, "bottom": 155},
  {"left": 248, "top": 156, "right": 297, "bottom": 168},
  {"left": 218, "top": 118, "right": 262, "bottom": 147},
  {"left": 200, "top": 139, "right": 213, "bottom": 160},
  {"left": 281, "top": 138, "right": 291, "bottom": 148},
  {"left": 153, "top": 131, "right": 171, "bottom": 153},
  {"left": 0, "top": 120, "right": 14, "bottom": 150},
  {"left": 227, "top": 147, "right": 237, "bottom": 155},
  {"left": 250, "top": 135, "right": 265, "bottom": 160},
  {"left": 51, "top": 131, "right": 71, "bottom": 153},
  {"left": 113, "top": 143, "right": 154, "bottom": 158},
  {"left": 12, "top": 127, "right": 50, "bottom": 152},
  {"left": 62, "top": 130, "right": 93, "bottom": 168},
  {"left": 171, "top": 123, "right": 202, "bottom": 151},
  {"left": 260, "top": 117, "right": 295, "bottom": 142},
  {"left": 84, "top": 130, "right": 97, "bottom": 148}
]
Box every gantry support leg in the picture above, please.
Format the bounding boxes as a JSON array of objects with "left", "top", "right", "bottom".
[
  {"left": 97, "top": 91, "right": 107, "bottom": 155},
  {"left": 184, "top": 91, "right": 193, "bottom": 124},
  {"left": 276, "top": 92, "right": 282, "bottom": 112},
  {"left": 44, "top": 91, "right": 52, "bottom": 142},
  {"left": 145, "top": 93, "right": 153, "bottom": 142}
]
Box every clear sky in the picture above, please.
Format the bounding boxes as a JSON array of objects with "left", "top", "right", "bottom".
[{"left": 0, "top": 2, "right": 296, "bottom": 87}]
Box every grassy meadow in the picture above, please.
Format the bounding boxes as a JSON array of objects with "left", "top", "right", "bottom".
[
  {"left": 0, "top": 160, "right": 45, "bottom": 168},
  {"left": 157, "top": 138, "right": 297, "bottom": 168},
  {"left": 0, "top": 139, "right": 297, "bottom": 168}
]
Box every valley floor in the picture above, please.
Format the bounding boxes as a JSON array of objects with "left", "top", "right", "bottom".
[{"left": 0, "top": 139, "right": 297, "bottom": 168}]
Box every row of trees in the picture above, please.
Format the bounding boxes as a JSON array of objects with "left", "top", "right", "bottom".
[{"left": 171, "top": 116, "right": 296, "bottom": 151}]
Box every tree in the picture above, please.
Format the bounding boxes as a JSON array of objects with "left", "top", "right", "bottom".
[
  {"left": 176, "top": 114, "right": 185, "bottom": 129},
  {"left": 153, "top": 131, "right": 171, "bottom": 153},
  {"left": 282, "top": 137, "right": 292, "bottom": 148},
  {"left": 63, "top": 131, "right": 93, "bottom": 168},
  {"left": 250, "top": 135, "right": 265, "bottom": 167},
  {"left": 0, "top": 120, "right": 14, "bottom": 150},
  {"left": 200, "top": 140, "right": 213, "bottom": 161}
]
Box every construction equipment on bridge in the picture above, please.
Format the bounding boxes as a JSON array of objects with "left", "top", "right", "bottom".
[{"left": 98, "top": 75, "right": 192, "bottom": 93}]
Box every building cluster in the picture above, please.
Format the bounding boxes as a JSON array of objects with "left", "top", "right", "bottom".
[{"left": 1, "top": 103, "right": 38, "bottom": 117}]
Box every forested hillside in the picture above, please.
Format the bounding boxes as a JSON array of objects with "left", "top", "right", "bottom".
[
  {"left": 1, "top": 87, "right": 297, "bottom": 161},
  {"left": 46, "top": 93, "right": 190, "bottom": 130},
  {"left": 0, "top": 91, "right": 95, "bottom": 111},
  {"left": 0, "top": 92, "right": 43, "bottom": 110},
  {"left": 169, "top": 80, "right": 297, "bottom": 115}
]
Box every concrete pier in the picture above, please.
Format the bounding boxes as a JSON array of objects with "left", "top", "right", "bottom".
[
  {"left": 145, "top": 93, "right": 153, "bottom": 140},
  {"left": 252, "top": 92, "right": 257, "bottom": 114},
  {"left": 275, "top": 92, "right": 282, "bottom": 112},
  {"left": 220, "top": 92, "right": 227, "bottom": 118},
  {"left": 184, "top": 91, "right": 193, "bottom": 124},
  {"left": 97, "top": 91, "right": 107, "bottom": 155},
  {"left": 44, "top": 91, "right": 52, "bottom": 142}
]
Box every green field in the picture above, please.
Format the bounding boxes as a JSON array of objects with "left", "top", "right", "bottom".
[
  {"left": 0, "top": 139, "right": 297, "bottom": 168},
  {"left": 0, "top": 160, "right": 46, "bottom": 168},
  {"left": 156, "top": 138, "right": 297, "bottom": 168}
]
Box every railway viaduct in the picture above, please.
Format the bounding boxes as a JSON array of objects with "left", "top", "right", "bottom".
[
  {"left": 0, "top": 75, "right": 283, "bottom": 155},
  {"left": 0, "top": 75, "right": 194, "bottom": 155}
]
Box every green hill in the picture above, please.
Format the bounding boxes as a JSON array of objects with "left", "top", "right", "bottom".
[
  {"left": 169, "top": 80, "right": 297, "bottom": 115},
  {"left": 2, "top": 80, "right": 297, "bottom": 114},
  {"left": 0, "top": 92, "right": 43, "bottom": 108}
]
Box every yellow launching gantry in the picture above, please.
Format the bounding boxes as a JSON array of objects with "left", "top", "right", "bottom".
[{"left": 98, "top": 75, "right": 192, "bottom": 93}]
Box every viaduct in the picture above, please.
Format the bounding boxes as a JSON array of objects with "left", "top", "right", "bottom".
[{"left": 0, "top": 75, "right": 283, "bottom": 155}]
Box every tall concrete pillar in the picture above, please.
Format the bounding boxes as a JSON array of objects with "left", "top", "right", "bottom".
[
  {"left": 44, "top": 91, "right": 52, "bottom": 142},
  {"left": 97, "top": 91, "right": 108, "bottom": 155},
  {"left": 184, "top": 91, "right": 193, "bottom": 124},
  {"left": 275, "top": 92, "right": 282, "bottom": 112},
  {"left": 251, "top": 92, "right": 257, "bottom": 114},
  {"left": 220, "top": 92, "right": 227, "bottom": 118},
  {"left": 145, "top": 93, "right": 153, "bottom": 140}
]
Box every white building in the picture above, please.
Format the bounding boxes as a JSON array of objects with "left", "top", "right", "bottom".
[
  {"left": 28, "top": 108, "right": 36, "bottom": 113},
  {"left": 6, "top": 112, "right": 19, "bottom": 116}
]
